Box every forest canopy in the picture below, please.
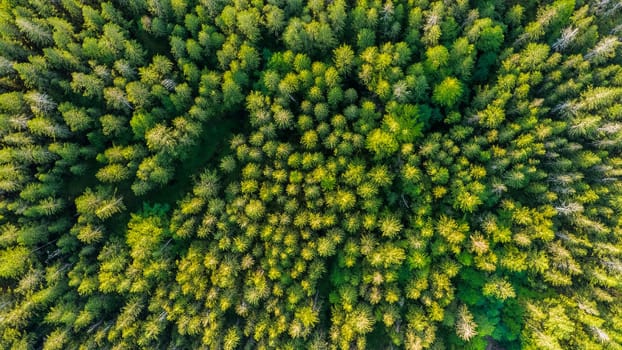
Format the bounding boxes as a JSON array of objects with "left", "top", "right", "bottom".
[{"left": 1, "top": 0, "right": 622, "bottom": 349}]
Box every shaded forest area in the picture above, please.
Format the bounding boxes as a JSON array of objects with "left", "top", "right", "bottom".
[{"left": 1, "top": 0, "right": 622, "bottom": 349}]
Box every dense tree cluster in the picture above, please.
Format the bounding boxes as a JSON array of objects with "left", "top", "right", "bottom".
[{"left": 0, "top": 0, "right": 621, "bottom": 349}]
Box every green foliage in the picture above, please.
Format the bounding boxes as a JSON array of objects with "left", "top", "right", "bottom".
[
  {"left": 366, "top": 128, "right": 399, "bottom": 159},
  {"left": 433, "top": 77, "right": 463, "bottom": 107},
  {"left": 0, "top": 246, "right": 29, "bottom": 278},
  {"left": 1, "top": 1, "right": 622, "bottom": 349}
]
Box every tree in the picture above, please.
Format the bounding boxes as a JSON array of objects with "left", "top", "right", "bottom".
[
  {"left": 426, "top": 45, "right": 449, "bottom": 71},
  {"left": 366, "top": 129, "right": 399, "bottom": 159},
  {"left": 455, "top": 305, "right": 478, "bottom": 341},
  {"left": 585, "top": 36, "right": 620, "bottom": 64},
  {"left": 283, "top": 19, "right": 310, "bottom": 52},
  {"left": 467, "top": 18, "right": 504, "bottom": 52},
  {"left": 223, "top": 327, "right": 240, "bottom": 350},
  {"left": 71, "top": 73, "right": 104, "bottom": 99},
  {"left": 0, "top": 246, "right": 30, "bottom": 278},
  {"left": 433, "top": 77, "right": 463, "bottom": 107},
  {"left": 15, "top": 17, "right": 52, "bottom": 47},
  {"left": 333, "top": 45, "right": 354, "bottom": 75},
  {"left": 264, "top": 5, "right": 285, "bottom": 35},
  {"left": 237, "top": 8, "right": 261, "bottom": 43}
]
